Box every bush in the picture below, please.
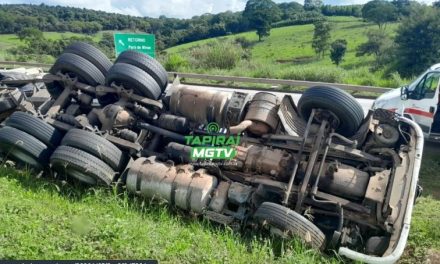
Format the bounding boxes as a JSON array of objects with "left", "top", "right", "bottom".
[
  {"left": 164, "top": 53, "right": 189, "bottom": 71},
  {"left": 189, "top": 41, "right": 244, "bottom": 70},
  {"left": 234, "top": 37, "right": 253, "bottom": 49},
  {"left": 280, "top": 66, "right": 345, "bottom": 83}
]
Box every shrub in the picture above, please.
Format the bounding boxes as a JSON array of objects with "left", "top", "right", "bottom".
[
  {"left": 280, "top": 66, "right": 345, "bottom": 83},
  {"left": 164, "top": 53, "right": 189, "bottom": 71},
  {"left": 234, "top": 37, "right": 253, "bottom": 49},
  {"left": 189, "top": 40, "right": 244, "bottom": 70}
]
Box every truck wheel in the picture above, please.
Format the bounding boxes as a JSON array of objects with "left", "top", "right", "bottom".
[
  {"left": 116, "top": 50, "right": 168, "bottom": 91},
  {"left": 4, "top": 111, "right": 63, "bottom": 149},
  {"left": 61, "top": 129, "right": 127, "bottom": 171},
  {"left": 298, "top": 86, "right": 364, "bottom": 137},
  {"left": 50, "top": 146, "right": 115, "bottom": 186},
  {"left": 106, "top": 63, "right": 161, "bottom": 100},
  {"left": 64, "top": 42, "right": 113, "bottom": 76},
  {"left": 0, "top": 126, "right": 51, "bottom": 169},
  {"left": 48, "top": 53, "right": 106, "bottom": 98},
  {"left": 253, "top": 202, "right": 326, "bottom": 250}
]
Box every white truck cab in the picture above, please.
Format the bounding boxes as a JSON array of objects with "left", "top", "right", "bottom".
[{"left": 374, "top": 64, "right": 440, "bottom": 141}]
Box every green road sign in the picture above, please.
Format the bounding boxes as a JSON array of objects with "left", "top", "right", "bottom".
[{"left": 114, "top": 33, "right": 155, "bottom": 58}]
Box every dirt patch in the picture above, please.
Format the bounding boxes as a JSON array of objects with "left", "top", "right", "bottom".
[{"left": 427, "top": 249, "right": 440, "bottom": 264}]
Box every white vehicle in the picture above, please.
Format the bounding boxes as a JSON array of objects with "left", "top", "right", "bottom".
[{"left": 374, "top": 64, "right": 440, "bottom": 142}]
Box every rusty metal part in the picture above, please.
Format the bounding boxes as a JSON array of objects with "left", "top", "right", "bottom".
[
  {"left": 209, "top": 181, "right": 231, "bottom": 212},
  {"left": 137, "top": 122, "right": 186, "bottom": 143},
  {"left": 170, "top": 86, "right": 231, "bottom": 126},
  {"left": 244, "top": 92, "right": 280, "bottom": 135},
  {"left": 278, "top": 95, "right": 306, "bottom": 137},
  {"left": 303, "top": 161, "right": 370, "bottom": 200},
  {"left": 126, "top": 157, "right": 218, "bottom": 213},
  {"left": 104, "top": 134, "right": 142, "bottom": 153},
  {"left": 78, "top": 93, "right": 93, "bottom": 106},
  {"left": 229, "top": 120, "right": 253, "bottom": 134},
  {"left": 45, "top": 84, "right": 72, "bottom": 118},
  {"left": 372, "top": 124, "right": 400, "bottom": 147},
  {"left": 158, "top": 114, "right": 190, "bottom": 133},
  {"left": 118, "top": 129, "right": 138, "bottom": 143},
  {"left": 283, "top": 108, "right": 316, "bottom": 205},
  {"left": 223, "top": 91, "right": 251, "bottom": 126},
  {"left": 65, "top": 104, "right": 81, "bottom": 116},
  {"left": 229, "top": 145, "right": 293, "bottom": 179},
  {"left": 203, "top": 210, "right": 234, "bottom": 225},
  {"left": 228, "top": 182, "right": 253, "bottom": 204},
  {"left": 295, "top": 118, "right": 328, "bottom": 211},
  {"left": 165, "top": 142, "right": 193, "bottom": 163},
  {"left": 365, "top": 170, "right": 390, "bottom": 203},
  {"left": 98, "top": 104, "right": 135, "bottom": 131}
]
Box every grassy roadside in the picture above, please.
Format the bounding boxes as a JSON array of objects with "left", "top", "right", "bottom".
[
  {"left": 0, "top": 166, "right": 336, "bottom": 263},
  {"left": 0, "top": 152, "right": 438, "bottom": 263},
  {"left": 164, "top": 17, "right": 406, "bottom": 88}
]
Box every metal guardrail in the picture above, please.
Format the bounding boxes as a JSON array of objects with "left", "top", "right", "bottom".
[
  {"left": 168, "top": 72, "right": 393, "bottom": 94},
  {"left": 0, "top": 61, "right": 393, "bottom": 94},
  {"left": 0, "top": 61, "right": 52, "bottom": 69}
]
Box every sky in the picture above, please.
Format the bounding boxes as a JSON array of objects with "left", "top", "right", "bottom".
[{"left": 0, "top": 0, "right": 436, "bottom": 19}]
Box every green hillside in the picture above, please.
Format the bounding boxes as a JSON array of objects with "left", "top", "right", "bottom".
[
  {"left": 0, "top": 31, "right": 109, "bottom": 61},
  {"left": 165, "top": 16, "right": 404, "bottom": 88}
]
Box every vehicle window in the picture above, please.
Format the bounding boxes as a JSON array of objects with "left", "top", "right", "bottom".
[{"left": 414, "top": 72, "right": 440, "bottom": 99}]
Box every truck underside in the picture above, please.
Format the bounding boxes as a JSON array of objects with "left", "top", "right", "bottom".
[{"left": 0, "top": 43, "right": 424, "bottom": 264}]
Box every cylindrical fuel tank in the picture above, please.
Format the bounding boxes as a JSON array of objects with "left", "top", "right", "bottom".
[
  {"left": 303, "top": 161, "right": 370, "bottom": 200},
  {"left": 126, "top": 157, "right": 218, "bottom": 213},
  {"left": 126, "top": 157, "right": 177, "bottom": 201},
  {"left": 244, "top": 92, "right": 279, "bottom": 135},
  {"left": 170, "top": 87, "right": 231, "bottom": 125}
]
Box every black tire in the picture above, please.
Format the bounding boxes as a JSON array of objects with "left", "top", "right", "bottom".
[
  {"left": 254, "top": 202, "right": 326, "bottom": 250},
  {"left": 0, "top": 126, "right": 51, "bottom": 169},
  {"left": 50, "top": 146, "right": 115, "bottom": 186},
  {"left": 48, "top": 53, "right": 106, "bottom": 98},
  {"left": 4, "top": 111, "right": 63, "bottom": 149},
  {"left": 116, "top": 50, "right": 168, "bottom": 91},
  {"left": 106, "top": 63, "right": 161, "bottom": 100},
  {"left": 297, "top": 86, "right": 364, "bottom": 137},
  {"left": 64, "top": 42, "right": 113, "bottom": 76},
  {"left": 61, "top": 129, "right": 127, "bottom": 171},
  {"left": 0, "top": 98, "right": 15, "bottom": 113}
]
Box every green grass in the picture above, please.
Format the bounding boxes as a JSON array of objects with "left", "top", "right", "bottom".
[
  {"left": 0, "top": 150, "right": 439, "bottom": 262},
  {"left": 164, "top": 16, "right": 404, "bottom": 88},
  {"left": 0, "top": 31, "right": 111, "bottom": 61},
  {"left": 0, "top": 166, "right": 337, "bottom": 263}
]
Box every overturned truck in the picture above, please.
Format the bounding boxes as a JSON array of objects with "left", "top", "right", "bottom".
[{"left": 0, "top": 42, "right": 424, "bottom": 263}]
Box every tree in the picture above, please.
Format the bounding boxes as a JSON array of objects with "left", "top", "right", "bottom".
[
  {"left": 434, "top": 1, "right": 440, "bottom": 8},
  {"left": 278, "top": 2, "right": 304, "bottom": 20},
  {"left": 17, "top": 27, "right": 44, "bottom": 43},
  {"left": 304, "top": 0, "right": 323, "bottom": 11},
  {"left": 393, "top": 7, "right": 440, "bottom": 77},
  {"left": 330, "top": 39, "right": 347, "bottom": 66},
  {"left": 393, "top": 0, "right": 421, "bottom": 17},
  {"left": 312, "top": 20, "right": 331, "bottom": 58},
  {"left": 362, "top": 0, "right": 398, "bottom": 29},
  {"left": 356, "top": 30, "right": 389, "bottom": 57},
  {"left": 243, "top": 0, "right": 281, "bottom": 41}
]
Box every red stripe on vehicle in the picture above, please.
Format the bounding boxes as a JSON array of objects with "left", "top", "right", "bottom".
[{"left": 404, "top": 108, "right": 434, "bottom": 118}]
